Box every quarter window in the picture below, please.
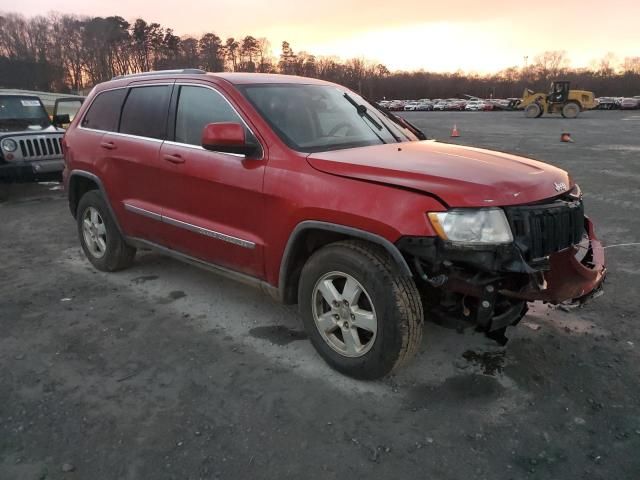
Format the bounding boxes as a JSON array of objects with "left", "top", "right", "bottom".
[
  {"left": 175, "top": 86, "right": 255, "bottom": 146},
  {"left": 120, "top": 86, "right": 172, "bottom": 139},
  {"left": 81, "top": 89, "right": 127, "bottom": 132}
]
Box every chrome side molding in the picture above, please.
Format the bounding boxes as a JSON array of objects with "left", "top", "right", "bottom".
[{"left": 123, "top": 202, "right": 255, "bottom": 249}]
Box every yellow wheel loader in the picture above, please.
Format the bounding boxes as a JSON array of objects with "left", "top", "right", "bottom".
[{"left": 519, "top": 81, "right": 597, "bottom": 118}]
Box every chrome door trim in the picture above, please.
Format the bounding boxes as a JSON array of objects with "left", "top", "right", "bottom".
[
  {"left": 123, "top": 203, "right": 162, "bottom": 221},
  {"left": 163, "top": 140, "right": 246, "bottom": 159},
  {"left": 163, "top": 215, "right": 256, "bottom": 249},
  {"left": 78, "top": 125, "right": 165, "bottom": 144},
  {"left": 123, "top": 202, "right": 255, "bottom": 249}
]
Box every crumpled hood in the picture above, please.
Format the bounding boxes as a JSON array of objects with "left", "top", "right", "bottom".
[{"left": 307, "top": 141, "right": 572, "bottom": 207}]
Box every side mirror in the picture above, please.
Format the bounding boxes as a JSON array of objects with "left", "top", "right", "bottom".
[
  {"left": 202, "top": 122, "right": 258, "bottom": 157},
  {"left": 53, "top": 114, "right": 71, "bottom": 127}
]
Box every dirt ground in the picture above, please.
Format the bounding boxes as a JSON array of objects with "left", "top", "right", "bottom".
[{"left": 1, "top": 110, "right": 639, "bottom": 479}]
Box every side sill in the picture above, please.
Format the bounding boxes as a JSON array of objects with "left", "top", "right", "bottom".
[{"left": 127, "top": 237, "right": 280, "bottom": 300}]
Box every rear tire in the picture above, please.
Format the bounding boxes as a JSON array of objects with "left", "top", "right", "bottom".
[
  {"left": 77, "top": 190, "right": 136, "bottom": 272},
  {"left": 298, "top": 240, "right": 423, "bottom": 379},
  {"left": 525, "top": 103, "right": 542, "bottom": 118},
  {"left": 561, "top": 102, "right": 580, "bottom": 118}
]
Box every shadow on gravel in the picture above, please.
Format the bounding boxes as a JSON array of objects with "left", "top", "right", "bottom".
[
  {"left": 249, "top": 325, "right": 308, "bottom": 345},
  {"left": 408, "top": 374, "right": 504, "bottom": 408},
  {"left": 462, "top": 350, "right": 506, "bottom": 375}
]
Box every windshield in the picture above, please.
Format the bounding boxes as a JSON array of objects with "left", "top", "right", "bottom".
[
  {"left": 240, "top": 84, "right": 420, "bottom": 153},
  {"left": 0, "top": 96, "right": 51, "bottom": 132}
]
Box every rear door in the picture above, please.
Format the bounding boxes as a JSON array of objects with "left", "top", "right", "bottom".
[
  {"left": 96, "top": 82, "right": 173, "bottom": 243},
  {"left": 158, "top": 83, "right": 267, "bottom": 278}
]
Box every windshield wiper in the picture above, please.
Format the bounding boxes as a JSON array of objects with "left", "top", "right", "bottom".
[
  {"left": 372, "top": 104, "right": 427, "bottom": 140},
  {"left": 343, "top": 93, "right": 386, "bottom": 140}
]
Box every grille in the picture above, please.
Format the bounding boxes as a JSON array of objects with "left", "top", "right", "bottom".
[
  {"left": 506, "top": 199, "right": 585, "bottom": 260},
  {"left": 17, "top": 136, "right": 63, "bottom": 158}
]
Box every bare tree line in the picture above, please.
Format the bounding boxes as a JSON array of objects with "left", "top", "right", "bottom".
[{"left": 1, "top": 12, "right": 639, "bottom": 99}]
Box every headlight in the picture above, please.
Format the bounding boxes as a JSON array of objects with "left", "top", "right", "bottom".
[
  {"left": 428, "top": 208, "right": 513, "bottom": 244},
  {"left": 1, "top": 139, "right": 17, "bottom": 152}
]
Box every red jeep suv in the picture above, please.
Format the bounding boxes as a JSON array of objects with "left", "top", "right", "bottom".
[{"left": 63, "top": 69, "right": 606, "bottom": 379}]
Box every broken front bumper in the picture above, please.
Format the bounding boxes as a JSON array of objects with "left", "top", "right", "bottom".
[
  {"left": 500, "top": 217, "right": 606, "bottom": 304},
  {"left": 397, "top": 216, "right": 606, "bottom": 333}
]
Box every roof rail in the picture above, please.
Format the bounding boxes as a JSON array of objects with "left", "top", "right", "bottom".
[{"left": 111, "top": 69, "right": 206, "bottom": 80}]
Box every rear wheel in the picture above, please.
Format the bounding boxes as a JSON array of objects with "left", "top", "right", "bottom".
[
  {"left": 525, "top": 103, "right": 542, "bottom": 118},
  {"left": 298, "top": 240, "right": 423, "bottom": 379},
  {"left": 561, "top": 102, "right": 580, "bottom": 118},
  {"left": 77, "top": 190, "right": 136, "bottom": 271}
]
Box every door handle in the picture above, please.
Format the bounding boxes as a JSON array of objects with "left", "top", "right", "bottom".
[
  {"left": 100, "top": 141, "right": 116, "bottom": 150},
  {"left": 163, "top": 153, "right": 185, "bottom": 164}
]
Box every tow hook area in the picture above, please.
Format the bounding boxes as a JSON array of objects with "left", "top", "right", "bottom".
[{"left": 412, "top": 257, "right": 527, "bottom": 344}]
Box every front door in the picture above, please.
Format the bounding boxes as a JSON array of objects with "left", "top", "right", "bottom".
[{"left": 159, "top": 84, "right": 267, "bottom": 278}]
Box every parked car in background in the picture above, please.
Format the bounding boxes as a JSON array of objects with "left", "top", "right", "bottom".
[
  {"left": 620, "top": 98, "right": 639, "bottom": 110},
  {"left": 415, "top": 102, "right": 433, "bottom": 111},
  {"left": 596, "top": 97, "right": 619, "bottom": 110},
  {"left": 433, "top": 101, "right": 448, "bottom": 111},
  {"left": 489, "top": 99, "right": 511, "bottom": 110},
  {"left": 0, "top": 94, "right": 82, "bottom": 183},
  {"left": 465, "top": 100, "right": 485, "bottom": 111},
  {"left": 482, "top": 101, "right": 494, "bottom": 111},
  {"left": 63, "top": 70, "right": 605, "bottom": 379},
  {"left": 448, "top": 100, "right": 467, "bottom": 111}
]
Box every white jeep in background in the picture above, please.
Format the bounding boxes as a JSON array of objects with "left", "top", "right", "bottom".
[{"left": 0, "top": 94, "right": 82, "bottom": 185}]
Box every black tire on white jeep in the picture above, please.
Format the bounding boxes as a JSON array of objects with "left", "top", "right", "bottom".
[
  {"left": 298, "top": 240, "right": 423, "bottom": 380},
  {"left": 76, "top": 190, "right": 136, "bottom": 271}
]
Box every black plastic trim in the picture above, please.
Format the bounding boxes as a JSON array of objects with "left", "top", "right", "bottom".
[
  {"left": 126, "top": 237, "right": 278, "bottom": 298},
  {"left": 278, "top": 220, "right": 413, "bottom": 300},
  {"left": 68, "top": 169, "right": 123, "bottom": 235}
]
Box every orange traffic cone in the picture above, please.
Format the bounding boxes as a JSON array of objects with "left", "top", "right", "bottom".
[
  {"left": 560, "top": 132, "right": 574, "bottom": 143},
  {"left": 451, "top": 124, "right": 460, "bottom": 138}
]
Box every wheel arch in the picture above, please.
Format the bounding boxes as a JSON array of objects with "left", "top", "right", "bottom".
[
  {"left": 278, "top": 221, "right": 413, "bottom": 305},
  {"left": 68, "top": 170, "right": 123, "bottom": 234},
  {"left": 567, "top": 99, "right": 583, "bottom": 110}
]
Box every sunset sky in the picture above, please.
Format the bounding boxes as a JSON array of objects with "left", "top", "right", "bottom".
[{"left": 10, "top": 0, "right": 640, "bottom": 72}]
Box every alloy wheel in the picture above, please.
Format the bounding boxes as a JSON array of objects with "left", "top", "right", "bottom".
[
  {"left": 311, "top": 271, "right": 377, "bottom": 357},
  {"left": 82, "top": 206, "right": 107, "bottom": 258}
]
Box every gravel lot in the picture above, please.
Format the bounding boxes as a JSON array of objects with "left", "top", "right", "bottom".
[{"left": 1, "top": 110, "right": 639, "bottom": 479}]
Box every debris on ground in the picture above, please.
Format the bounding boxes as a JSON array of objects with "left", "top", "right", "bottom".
[{"left": 523, "top": 321, "right": 542, "bottom": 331}]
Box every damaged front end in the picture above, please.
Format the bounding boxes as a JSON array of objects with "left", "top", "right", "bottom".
[{"left": 397, "top": 194, "right": 606, "bottom": 343}]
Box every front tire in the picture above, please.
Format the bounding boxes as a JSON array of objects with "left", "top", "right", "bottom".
[
  {"left": 561, "top": 102, "right": 580, "bottom": 118},
  {"left": 525, "top": 103, "right": 542, "bottom": 118},
  {"left": 77, "top": 190, "right": 136, "bottom": 271},
  {"left": 298, "top": 240, "right": 423, "bottom": 379}
]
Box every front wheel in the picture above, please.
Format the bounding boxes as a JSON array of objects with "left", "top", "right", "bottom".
[
  {"left": 561, "top": 102, "right": 580, "bottom": 118},
  {"left": 298, "top": 240, "right": 423, "bottom": 379},
  {"left": 525, "top": 103, "right": 542, "bottom": 118}
]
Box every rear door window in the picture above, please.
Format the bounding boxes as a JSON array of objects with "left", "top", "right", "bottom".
[
  {"left": 120, "top": 85, "right": 172, "bottom": 139},
  {"left": 81, "top": 89, "right": 127, "bottom": 132}
]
